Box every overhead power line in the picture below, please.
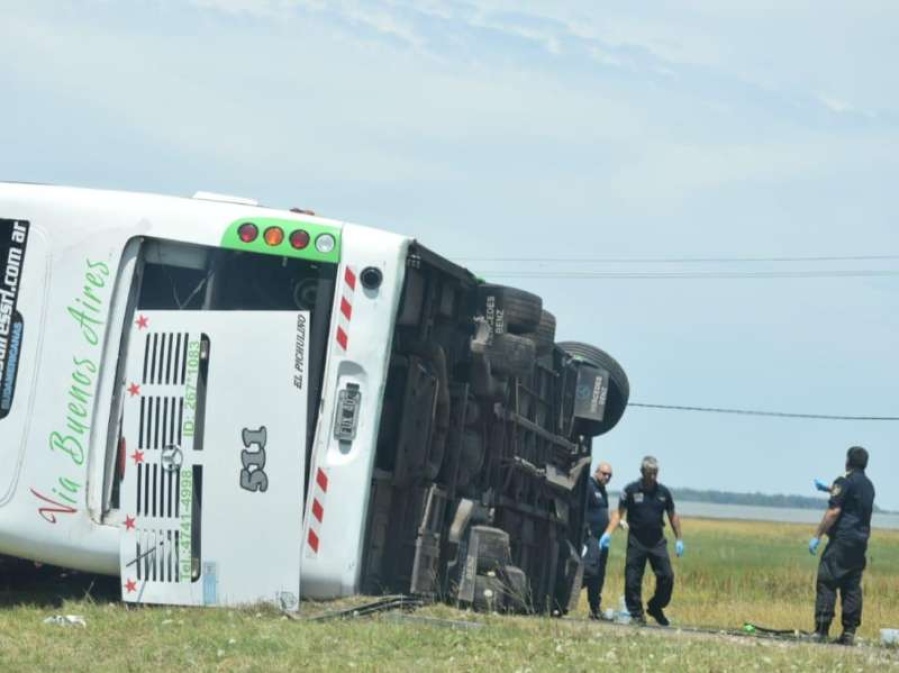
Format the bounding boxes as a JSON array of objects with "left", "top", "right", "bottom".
[
  {"left": 455, "top": 254, "right": 899, "bottom": 264},
  {"left": 629, "top": 402, "right": 899, "bottom": 421},
  {"left": 477, "top": 269, "right": 899, "bottom": 280}
]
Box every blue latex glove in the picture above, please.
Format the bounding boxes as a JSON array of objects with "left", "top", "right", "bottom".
[
  {"left": 814, "top": 479, "right": 831, "bottom": 493},
  {"left": 599, "top": 532, "right": 611, "bottom": 550},
  {"left": 675, "top": 539, "right": 685, "bottom": 557},
  {"left": 809, "top": 537, "right": 821, "bottom": 555}
]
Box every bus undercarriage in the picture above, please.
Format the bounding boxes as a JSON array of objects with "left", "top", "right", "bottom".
[{"left": 361, "top": 243, "right": 629, "bottom": 614}]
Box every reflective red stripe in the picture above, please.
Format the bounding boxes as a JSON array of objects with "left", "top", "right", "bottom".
[
  {"left": 312, "top": 499, "right": 324, "bottom": 523},
  {"left": 335, "top": 266, "right": 356, "bottom": 352},
  {"left": 316, "top": 468, "right": 329, "bottom": 492},
  {"left": 308, "top": 529, "right": 320, "bottom": 552}
]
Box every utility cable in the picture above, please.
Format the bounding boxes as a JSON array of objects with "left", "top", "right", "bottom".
[
  {"left": 474, "top": 269, "right": 899, "bottom": 279},
  {"left": 455, "top": 254, "right": 899, "bottom": 264},
  {"left": 629, "top": 402, "right": 899, "bottom": 421}
]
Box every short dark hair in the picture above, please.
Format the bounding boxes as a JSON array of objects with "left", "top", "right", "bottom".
[
  {"left": 846, "top": 446, "right": 869, "bottom": 470},
  {"left": 640, "top": 456, "right": 659, "bottom": 473}
]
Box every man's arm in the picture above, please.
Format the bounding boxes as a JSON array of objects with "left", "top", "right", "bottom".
[
  {"left": 604, "top": 508, "right": 623, "bottom": 536},
  {"left": 669, "top": 512, "right": 683, "bottom": 540},
  {"left": 809, "top": 505, "right": 841, "bottom": 554},
  {"left": 814, "top": 506, "right": 841, "bottom": 539}
]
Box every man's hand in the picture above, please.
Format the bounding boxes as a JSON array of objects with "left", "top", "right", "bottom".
[
  {"left": 808, "top": 536, "right": 821, "bottom": 555},
  {"left": 599, "top": 532, "right": 611, "bottom": 550},
  {"left": 814, "top": 479, "right": 831, "bottom": 493},
  {"left": 675, "top": 539, "right": 685, "bottom": 557}
]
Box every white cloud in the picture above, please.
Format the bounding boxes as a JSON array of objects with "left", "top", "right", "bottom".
[
  {"left": 2, "top": 1, "right": 898, "bottom": 509},
  {"left": 817, "top": 95, "right": 854, "bottom": 114}
]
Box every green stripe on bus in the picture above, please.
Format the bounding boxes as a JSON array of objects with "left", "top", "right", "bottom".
[{"left": 221, "top": 217, "right": 341, "bottom": 263}]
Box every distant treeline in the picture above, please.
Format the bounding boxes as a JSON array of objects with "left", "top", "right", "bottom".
[{"left": 669, "top": 487, "right": 886, "bottom": 513}]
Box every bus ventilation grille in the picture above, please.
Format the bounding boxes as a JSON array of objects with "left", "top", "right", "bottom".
[
  {"left": 142, "top": 332, "right": 190, "bottom": 385},
  {"left": 128, "top": 529, "right": 184, "bottom": 583}
]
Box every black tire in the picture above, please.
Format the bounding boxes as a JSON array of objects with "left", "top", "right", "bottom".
[
  {"left": 477, "top": 284, "right": 543, "bottom": 334},
  {"left": 487, "top": 333, "right": 536, "bottom": 378},
  {"left": 557, "top": 341, "right": 629, "bottom": 437},
  {"left": 524, "top": 310, "right": 556, "bottom": 356}
]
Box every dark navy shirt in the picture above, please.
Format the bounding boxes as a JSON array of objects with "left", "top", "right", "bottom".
[
  {"left": 618, "top": 480, "right": 675, "bottom": 546},
  {"left": 828, "top": 469, "right": 875, "bottom": 543},
  {"left": 586, "top": 476, "right": 609, "bottom": 537}
]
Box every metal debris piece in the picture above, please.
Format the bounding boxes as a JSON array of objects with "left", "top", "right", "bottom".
[
  {"left": 292, "top": 595, "right": 424, "bottom": 622},
  {"left": 43, "top": 615, "right": 87, "bottom": 627}
]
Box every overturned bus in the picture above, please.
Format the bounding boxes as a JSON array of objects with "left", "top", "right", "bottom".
[{"left": 0, "top": 183, "right": 628, "bottom": 612}]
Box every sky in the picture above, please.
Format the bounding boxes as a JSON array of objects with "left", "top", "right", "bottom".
[{"left": 2, "top": 1, "right": 897, "bottom": 509}]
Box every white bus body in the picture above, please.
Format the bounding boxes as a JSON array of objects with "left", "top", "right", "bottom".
[{"left": 0, "top": 183, "right": 629, "bottom": 612}]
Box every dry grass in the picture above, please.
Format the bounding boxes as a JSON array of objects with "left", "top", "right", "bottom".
[
  {"left": 1, "top": 517, "right": 898, "bottom": 672},
  {"left": 578, "top": 517, "right": 899, "bottom": 639}
]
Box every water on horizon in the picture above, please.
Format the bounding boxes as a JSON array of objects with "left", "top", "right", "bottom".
[{"left": 677, "top": 501, "right": 899, "bottom": 531}]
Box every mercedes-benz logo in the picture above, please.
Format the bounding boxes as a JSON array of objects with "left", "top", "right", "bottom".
[{"left": 161, "top": 445, "right": 184, "bottom": 472}]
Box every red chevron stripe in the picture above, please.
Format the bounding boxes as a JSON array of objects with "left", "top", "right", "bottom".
[{"left": 312, "top": 499, "right": 324, "bottom": 523}]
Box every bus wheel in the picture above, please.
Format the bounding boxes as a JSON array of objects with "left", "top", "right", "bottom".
[
  {"left": 477, "top": 284, "right": 543, "bottom": 333},
  {"left": 557, "top": 341, "right": 630, "bottom": 437},
  {"left": 523, "top": 310, "right": 556, "bottom": 356},
  {"left": 487, "top": 333, "right": 536, "bottom": 378}
]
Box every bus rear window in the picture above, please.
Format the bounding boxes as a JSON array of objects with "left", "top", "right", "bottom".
[{"left": 104, "top": 237, "right": 336, "bottom": 514}]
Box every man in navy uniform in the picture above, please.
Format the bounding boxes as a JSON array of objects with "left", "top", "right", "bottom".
[
  {"left": 809, "top": 446, "right": 876, "bottom": 646},
  {"left": 600, "top": 455, "right": 683, "bottom": 626},
  {"left": 583, "top": 461, "right": 613, "bottom": 619}
]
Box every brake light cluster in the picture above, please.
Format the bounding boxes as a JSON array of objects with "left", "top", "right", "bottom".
[{"left": 236, "top": 221, "right": 335, "bottom": 253}]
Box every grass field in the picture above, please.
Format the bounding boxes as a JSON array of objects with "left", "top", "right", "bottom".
[
  {"left": 1, "top": 517, "right": 898, "bottom": 672},
  {"left": 593, "top": 518, "right": 899, "bottom": 636}
]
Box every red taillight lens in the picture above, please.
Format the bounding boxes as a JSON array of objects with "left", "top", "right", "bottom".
[
  {"left": 263, "top": 226, "right": 284, "bottom": 246},
  {"left": 238, "top": 222, "right": 258, "bottom": 243},
  {"left": 289, "top": 229, "right": 310, "bottom": 249}
]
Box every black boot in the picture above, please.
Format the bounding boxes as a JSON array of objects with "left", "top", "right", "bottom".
[
  {"left": 813, "top": 621, "right": 830, "bottom": 643},
  {"left": 647, "top": 602, "right": 670, "bottom": 627}
]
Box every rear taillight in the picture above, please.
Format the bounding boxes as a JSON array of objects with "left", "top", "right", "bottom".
[
  {"left": 264, "top": 226, "right": 284, "bottom": 246},
  {"left": 238, "top": 222, "right": 258, "bottom": 242},
  {"left": 289, "top": 229, "right": 310, "bottom": 249}
]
